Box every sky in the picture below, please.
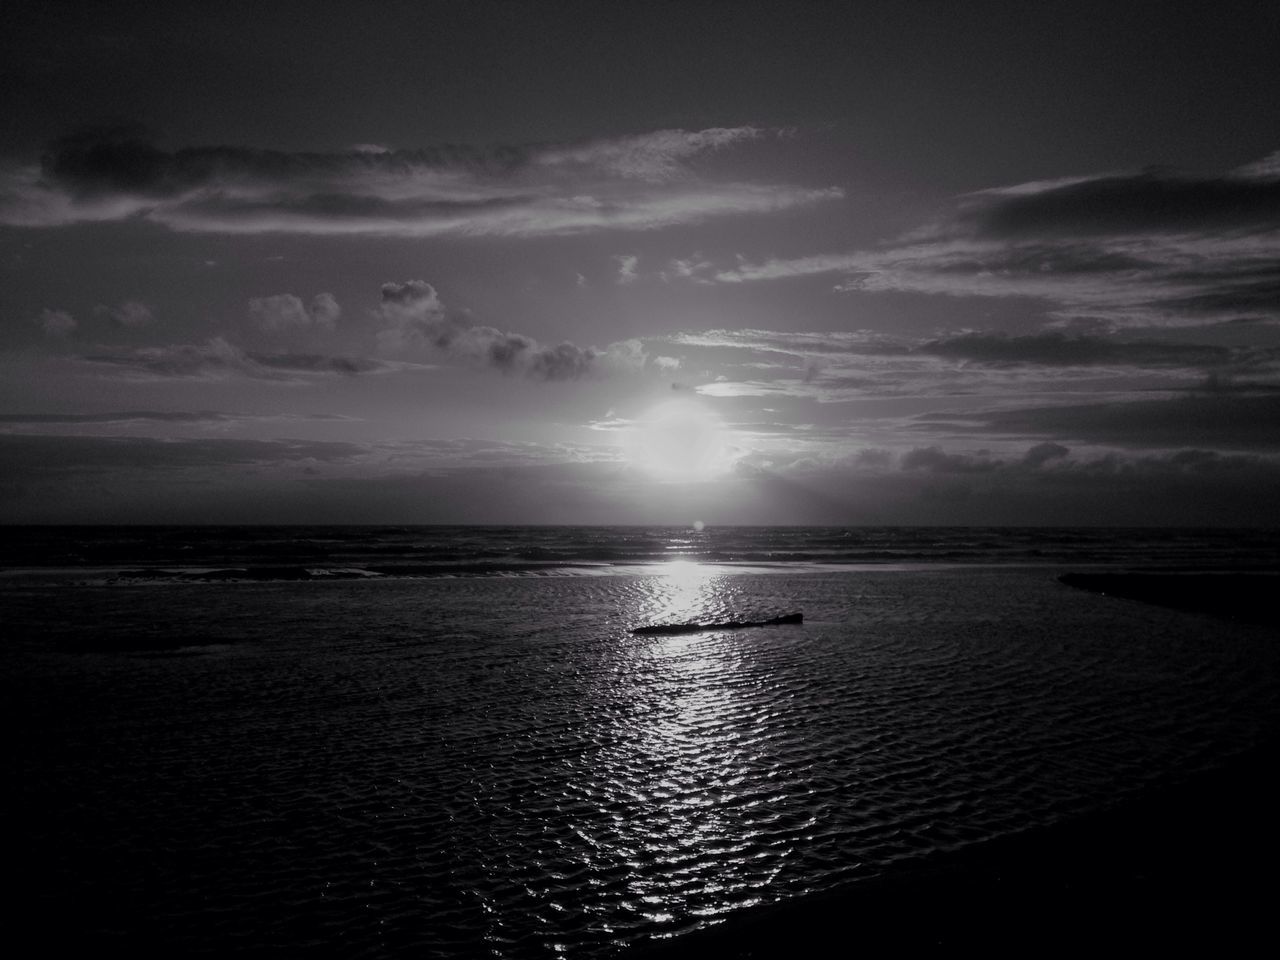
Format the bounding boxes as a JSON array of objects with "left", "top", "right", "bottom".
[{"left": 2, "top": 0, "right": 1279, "bottom": 525}]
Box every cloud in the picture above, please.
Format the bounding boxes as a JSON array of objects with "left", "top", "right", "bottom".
[
  {"left": 704, "top": 152, "right": 1280, "bottom": 326},
  {"left": 916, "top": 331, "right": 1236, "bottom": 367},
  {"left": 672, "top": 328, "right": 909, "bottom": 357},
  {"left": 661, "top": 255, "right": 717, "bottom": 284},
  {"left": 38, "top": 308, "right": 76, "bottom": 337},
  {"left": 0, "top": 411, "right": 360, "bottom": 433},
  {"left": 0, "top": 433, "right": 364, "bottom": 480},
  {"left": 0, "top": 411, "right": 241, "bottom": 425},
  {"left": 919, "top": 394, "right": 1280, "bottom": 451},
  {"left": 84, "top": 337, "right": 258, "bottom": 379},
  {"left": 614, "top": 254, "right": 639, "bottom": 284},
  {"left": 739, "top": 434, "right": 1280, "bottom": 483},
  {"left": 663, "top": 327, "right": 1280, "bottom": 406},
  {"left": 69, "top": 280, "right": 653, "bottom": 384},
  {"left": 247, "top": 292, "right": 340, "bottom": 334},
  {"left": 895, "top": 443, "right": 1280, "bottom": 486},
  {"left": 728, "top": 439, "right": 1280, "bottom": 524},
  {"left": 1022, "top": 442, "right": 1070, "bottom": 467},
  {"left": 534, "top": 127, "right": 767, "bottom": 181},
  {"left": 674, "top": 328, "right": 1280, "bottom": 376},
  {"left": 901, "top": 446, "right": 1000, "bottom": 473},
  {"left": 0, "top": 126, "right": 839, "bottom": 237},
  {"left": 374, "top": 279, "right": 653, "bottom": 381},
  {"left": 82, "top": 336, "right": 386, "bottom": 380},
  {"left": 653, "top": 355, "right": 681, "bottom": 372},
  {"left": 962, "top": 168, "right": 1280, "bottom": 238},
  {"left": 93, "top": 300, "right": 153, "bottom": 328}
]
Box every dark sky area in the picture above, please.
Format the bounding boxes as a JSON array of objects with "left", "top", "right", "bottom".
[{"left": 2, "top": 0, "right": 1278, "bottom": 524}]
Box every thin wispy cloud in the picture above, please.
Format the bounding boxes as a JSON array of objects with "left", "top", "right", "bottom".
[
  {"left": 81, "top": 337, "right": 390, "bottom": 381},
  {"left": 918, "top": 393, "right": 1280, "bottom": 452},
  {"left": 0, "top": 410, "right": 246, "bottom": 426},
  {"left": 37, "top": 308, "right": 77, "bottom": 338},
  {"left": 0, "top": 410, "right": 361, "bottom": 437},
  {"left": 664, "top": 327, "right": 1280, "bottom": 404},
  {"left": 705, "top": 154, "right": 1280, "bottom": 327},
  {"left": 533, "top": 127, "right": 769, "bottom": 181},
  {"left": 93, "top": 300, "right": 154, "bottom": 328},
  {"left": 0, "top": 126, "right": 840, "bottom": 237}
]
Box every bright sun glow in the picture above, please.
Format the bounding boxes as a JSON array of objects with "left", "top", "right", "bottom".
[{"left": 628, "top": 398, "right": 731, "bottom": 481}]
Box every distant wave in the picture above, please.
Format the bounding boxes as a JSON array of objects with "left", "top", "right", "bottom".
[{"left": 2, "top": 525, "right": 1277, "bottom": 584}]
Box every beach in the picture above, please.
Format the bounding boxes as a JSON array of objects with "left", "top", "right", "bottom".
[{"left": 5, "top": 528, "right": 1278, "bottom": 957}]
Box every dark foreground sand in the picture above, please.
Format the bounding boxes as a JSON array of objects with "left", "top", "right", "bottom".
[
  {"left": 1059, "top": 572, "right": 1280, "bottom": 628},
  {"left": 632, "top": 574, "right": 1280, "bottom": 957}
]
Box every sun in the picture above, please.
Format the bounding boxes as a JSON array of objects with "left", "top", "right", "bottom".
[{"left": 628, "top": 397, "right": 731, "bottom": 481}]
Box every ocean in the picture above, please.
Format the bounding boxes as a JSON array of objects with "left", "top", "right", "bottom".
[{"left": 6, "top": 526, "right": 1280, "bottom": 957}]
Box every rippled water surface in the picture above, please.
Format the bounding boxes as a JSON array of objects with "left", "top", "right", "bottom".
[{"left": 8, "top": 545, "right": 1280, "bottom": 956}]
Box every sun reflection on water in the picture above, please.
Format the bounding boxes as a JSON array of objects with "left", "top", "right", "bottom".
[
  {"left": 650, "top": 559, "right": 710, "bottom": 621},
  {"left": 586, "top": 561, "right": 785, "bottom": 928}
]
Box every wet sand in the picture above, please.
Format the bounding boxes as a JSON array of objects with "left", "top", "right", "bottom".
[
  {"left": 1059, "top": 572, "right": 1280, "bottom": 628},
  {"left": 633, "top": 573, "right": 1280, "bottom": 957}
]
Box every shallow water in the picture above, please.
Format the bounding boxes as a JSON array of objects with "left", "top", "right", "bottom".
[{"left": 8, "top": 562, "right": 1280, "bottom": 957}]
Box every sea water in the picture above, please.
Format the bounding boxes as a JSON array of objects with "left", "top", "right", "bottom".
[{"left": 6, "top": 527, "right": 1279, "bottom": 957}]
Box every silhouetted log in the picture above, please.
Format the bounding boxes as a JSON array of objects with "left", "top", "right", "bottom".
[{"left": 631, "top": 612, "right": 803, "bottom": 636}]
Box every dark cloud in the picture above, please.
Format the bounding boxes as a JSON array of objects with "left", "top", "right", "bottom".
[
  {"left": 2, "top": 126, "right": 836, "bottom": 236},
  {"left": 1157, "top": 277, "right": 1280, "bottom": 318},
  {"left": 925, "top": 243, "right": 1159, "bottom": 276},
  {"left": 40, "top": 127, "right": 524, "bottom": 194},
  {"left": 723, "top": 442, "right": 1280, "bottom": 525},
  {"left": 716, "top": 152, "right": 1280, "bottom": 327},
  {"left": 921, "top": 394, "right": 1280, "bottom": 451},
  {"left": 41, "top": 126, "right": 178, "bottom": 197},
  {"left": 901, "top": 446, "right": 999, "bottom": 473},
  {"left": 1022, "top": 442, "right": 1070, "bottom": 467},
  {"left": 917, "top": 332, "right": 1235, "bottom": 367},
  {"left": 968, "top": 170, "right": 1280, "bottom": 238}
]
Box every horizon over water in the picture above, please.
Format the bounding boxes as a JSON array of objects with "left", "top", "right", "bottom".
[
  {"left": 5, "top": 524, "right": 1278, "bottom": 582},
  {"left": 8, "top": 525, "right": 1280, "bottom": 957}
]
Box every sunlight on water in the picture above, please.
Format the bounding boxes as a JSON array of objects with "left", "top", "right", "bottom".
[
  {"left": 659, "top": 559, "right": 703, "bottom": 580},
  {"left": 635, "top": 560, "right": 715, "bottom": 627},
  {"left": 587, "top": 563, "right": 780, "bottom": 928},
  {"left": 11, "top": 537, "right": 1280, "bottom": 958}
]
